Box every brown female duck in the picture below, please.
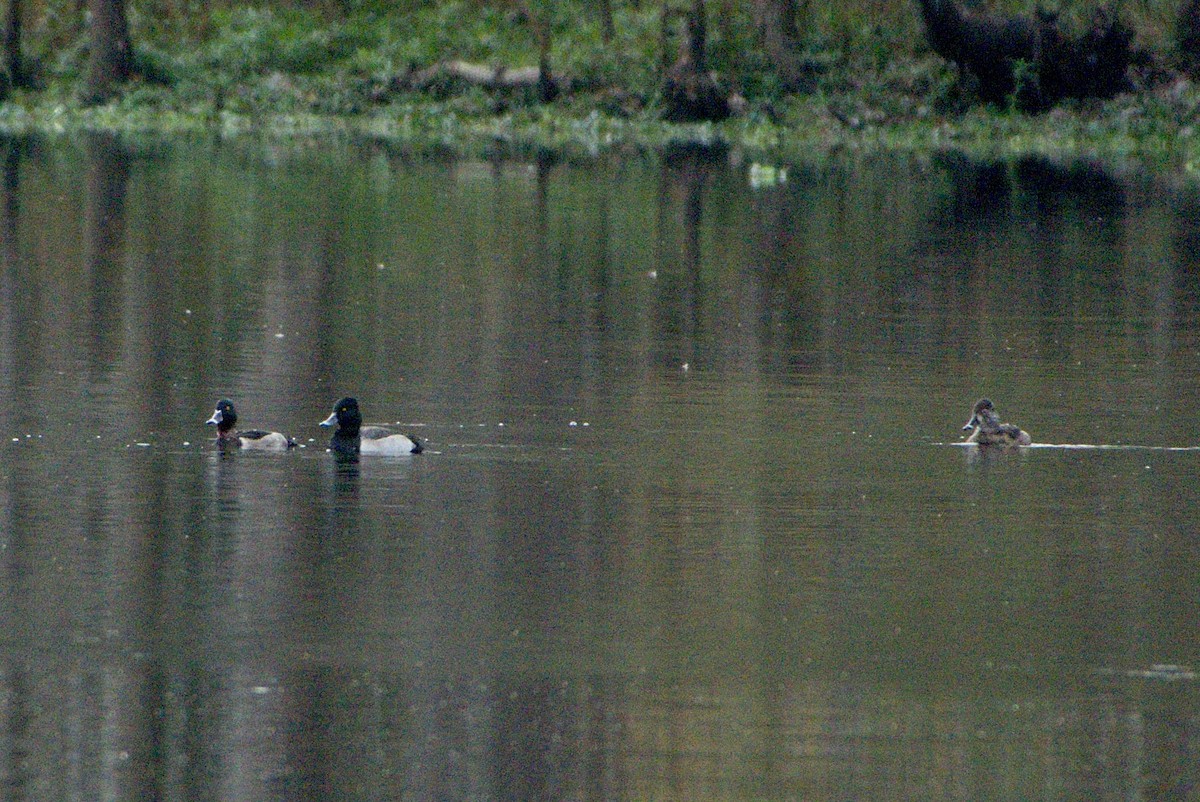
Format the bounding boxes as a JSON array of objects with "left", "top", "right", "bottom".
[{"left": 961, "top": 398, "right": 1032, "bottom": 447}]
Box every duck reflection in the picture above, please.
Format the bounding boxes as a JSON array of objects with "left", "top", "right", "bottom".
[{"left": 330, "top": 449, "right": 362, "bottom": 510}]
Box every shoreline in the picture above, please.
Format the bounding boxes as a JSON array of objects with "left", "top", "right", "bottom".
[{"left": 0, "top": 78, "right": 1197, "bottom": 176}]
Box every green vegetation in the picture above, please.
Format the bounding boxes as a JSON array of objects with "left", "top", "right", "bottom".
[{"left": 1, "top": 0, "right": 1199, "bottom": 171}]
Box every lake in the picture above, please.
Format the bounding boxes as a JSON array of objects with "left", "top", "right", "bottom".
[{"left": 0, "top": 134, "right": 1198, "bottom": 800}]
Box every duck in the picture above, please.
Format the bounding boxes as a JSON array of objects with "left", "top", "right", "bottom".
[
  {"left": 206, "top": 399, "right": 296, "bottom": 450},
  {"left": 320, "top": 397, "right": 423, "bottom": 455},
  {"left": 961, "top": 398, "right": 1032, "bottom": 447}
]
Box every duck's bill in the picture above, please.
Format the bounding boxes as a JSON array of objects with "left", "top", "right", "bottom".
[
  {"left": 319, "top": 412, "right": 338, "bottom": 427},
  {"left": 206, "top": 410, "right": 222, "bottom": 426},
  {"left": 961, "top": 417, "right": 977, "bottom": 432}
]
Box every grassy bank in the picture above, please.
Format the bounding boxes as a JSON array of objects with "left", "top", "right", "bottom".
[{"left": 1, "top": 0, "right": 1198, "bottom": 172}]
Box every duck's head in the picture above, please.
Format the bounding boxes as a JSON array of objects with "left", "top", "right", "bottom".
[
  {"left": 321, "top": 397, "right": 362, "bottom": 432},
  {"left": 206, "top": 399, "right": 238, "bottom": 432},
  {"left": 962, "top": 397, "right": 995, "bottom": 432}
]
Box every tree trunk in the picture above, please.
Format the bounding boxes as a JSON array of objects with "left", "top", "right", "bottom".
[
  {"left": 3, "top": 0, "right": 21, "bottom": 91},
  {"left": 1180, "top": 0, "right": 1200, "bottom": 72},
  {"left": 514, "top": 0, "right": 556, "bottom": 102},
  {"left": 533, "top": 7, "right": 555, "bottom": 102},
  {"left": 753, "top": 0, "right": 808, "bottom": 91},
  {"left": 661, "top": 0, "right": 731, "bottom": 121},
  {"left": 81, "top": 0, "right": 132, "bottom": 104},
  {"left": 659, "top": 0, "right": 672, "bottom": 71},
  {"left": 598, "top": 0, "right": 615, "bottom": 43},
  {"left": 686, "top": 0, "right": 705, "bottom": 70}
]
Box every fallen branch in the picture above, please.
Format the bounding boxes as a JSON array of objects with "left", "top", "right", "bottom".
[{"left": 396, "top": 59, "right": 571, "bottom": 96}]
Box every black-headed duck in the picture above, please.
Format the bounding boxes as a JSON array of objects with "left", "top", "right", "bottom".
[
  {"left": 320, "top": 397, "right": 423, "bottom": 455},
  {"left": 206, "top": 399, "right": 296, "bottom": 450},
  {"left": 961, "top": 398, "right": 1032, "bottom": 447}
]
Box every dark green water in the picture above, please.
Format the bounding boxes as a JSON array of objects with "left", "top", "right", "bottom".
[{"left": 0, "top": 135, "right": 1198, "bottom": 800}]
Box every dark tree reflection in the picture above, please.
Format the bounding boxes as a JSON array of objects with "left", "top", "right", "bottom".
[{"left": 83, "top": 132, "right": 130, "bottom": 376}]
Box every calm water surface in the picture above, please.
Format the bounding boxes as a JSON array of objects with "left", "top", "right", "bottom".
[{"left": 0, "top": 136, "right": 1198, "bottom": 800}]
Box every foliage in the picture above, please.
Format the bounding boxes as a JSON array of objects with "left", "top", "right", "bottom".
[{"left": 0, "top": 0, "right": 1198, "bottom": 172}]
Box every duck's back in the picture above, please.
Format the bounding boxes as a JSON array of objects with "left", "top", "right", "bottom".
[
  {"left": 237, "top": 430, "right": 295, "bottom": 450},
  {"left": 970, "top": 423, "right": 1031, "bottom": 446},
  {"left": 1004, "top": 425, "right": 1033, "bottom": 446},
  {"left": 359, "top": 427, "right": 422, "bottom": 454}
]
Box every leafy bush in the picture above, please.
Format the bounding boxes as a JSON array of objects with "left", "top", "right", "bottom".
[{"left": 201, "top": 7, "right": 381, "bottom": 76}]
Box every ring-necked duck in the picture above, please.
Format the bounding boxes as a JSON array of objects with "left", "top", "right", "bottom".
[
  {"left": 206, "top": 399, "right": 296, "bottom": 450},
  {"left": 319, "top": 397, "right": 423, "bottom": 455},
  {"left": 961, "top": 398, "right": 1032, "bottom": 447}
]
